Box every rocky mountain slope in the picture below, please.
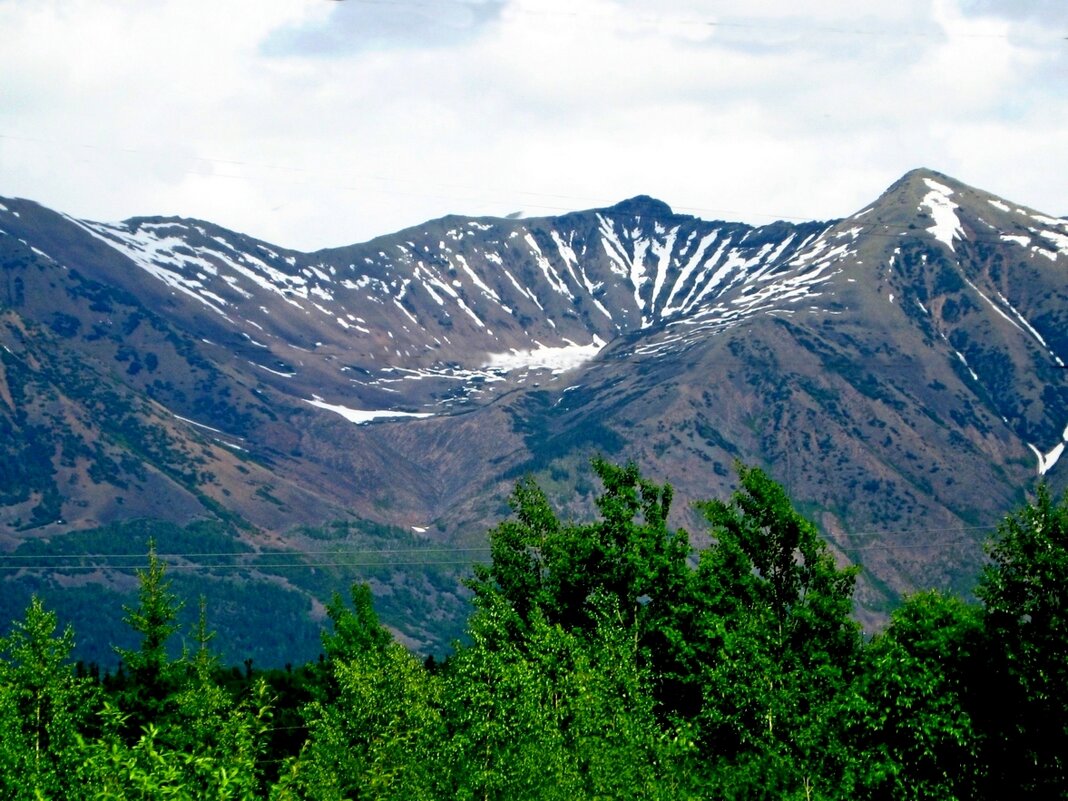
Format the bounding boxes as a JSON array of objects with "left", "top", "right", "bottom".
[{"left": 1, "top": 168, "right": 1065, "bottom": 651}]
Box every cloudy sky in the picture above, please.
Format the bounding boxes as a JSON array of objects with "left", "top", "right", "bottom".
[{"left": 1, "top": 0, "right": 1065, "bottom": 250}]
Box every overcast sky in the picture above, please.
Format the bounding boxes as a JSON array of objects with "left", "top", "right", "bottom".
[{"left": 1, "top": 0, "right": 1065, "bottom": 250}]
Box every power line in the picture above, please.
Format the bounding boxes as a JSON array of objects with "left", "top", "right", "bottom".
[
  {"left": 0, "top": 547, "right": 492, "bottom": 560},
  {"left": 0, "top": 522, "right": 999, "bottom": 574},
  {"left": 0, "top": 561, "right": 484, "bottom": 572},
  {"left": 834, "top": 523, "right": 997, "bottom": 539}
]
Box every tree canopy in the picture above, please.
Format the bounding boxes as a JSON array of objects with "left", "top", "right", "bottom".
[{"left": 0, "top": 461, "right": 1066, "bottom": 800}]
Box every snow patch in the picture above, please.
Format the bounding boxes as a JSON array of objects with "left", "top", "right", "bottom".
[
  {"left": 1000, "top": 234, "right": 1030, "bottom": 247},
  {"left": 483, "top": 336, "right": 606, "bottom": 374},
  {"left": 953, "top": 350, "right": 980, "bottom": 382},
  {"left": 304, "top": 398, "right": 433, "bottom": 424},
  {"left": 920, "top": 179, "right": 964, "bottom": 251},
  {"left": 1038, "top": 229, "right": 1068, "bottom": 256},
  {"left": 1032, "top": 212, "right": 1067, "bottom": 228}
]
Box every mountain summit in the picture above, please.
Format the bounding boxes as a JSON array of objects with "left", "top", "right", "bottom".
[{"left": 0, "top": 170, "right": 1066, "bottom": 648}]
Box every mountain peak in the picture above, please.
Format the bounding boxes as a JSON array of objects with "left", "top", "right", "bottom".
[
  {"left": 884, "top": 167, "right": 967, "bottom": 198},
  {"left": 606, "top": 195, "right": 675, "bottom": 218},
  {"left": 855, "top": 168, "right": 976, "bottom": 228}
]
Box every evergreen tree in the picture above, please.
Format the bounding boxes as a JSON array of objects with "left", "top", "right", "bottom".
[
  {"left": 113, "top": 539, "right": 184, "bottom": 731},
  {"left": 81, "top": 595, "right": 272, "bottom": 799}
]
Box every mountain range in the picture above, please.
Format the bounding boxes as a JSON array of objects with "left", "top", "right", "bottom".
[{"left": 1, "top": 168, "right": 1066, "bottom": 659}]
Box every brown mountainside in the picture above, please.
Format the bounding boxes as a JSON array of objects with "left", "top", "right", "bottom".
[{"left": 0, "top": 168, "right": 1065, "bottom": 654}]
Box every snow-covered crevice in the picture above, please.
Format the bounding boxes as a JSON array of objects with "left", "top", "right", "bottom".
[
  {"left": 648, "top": 225, "right": 679, "bottom": 316},
  {"left": 992, "top": 290, "right": 1063, "bottom": 365},
  {"left": 1027, "top": 422, "right": 1068, "bottom": 475},
  {"left": 550, "top": 230, "right": 583, "bottom": 290},
  {"left": 661, "top": 230, "right": 718, "bottom": 315},
  {"left": 960, "top": 274, "right": 1027, "bottom": 336},
  {"left": 596, "top": 214, "right": 651, "bottom": 322},
  {"left": 305, "top": 397, "right": 434, "bottom": 424},
  {"left": 953, "top": 350, "right": 980, "bottom": 382},
  {"left": 67, "top": 216, "right": 347, "bottom": 323},
  {"left": 524, "top": 233, "right": 573, "bottom": 299}
]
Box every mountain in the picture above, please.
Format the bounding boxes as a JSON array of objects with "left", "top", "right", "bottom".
[{"left": 1, "top": 168, "right": 1066, "bottom": 657}]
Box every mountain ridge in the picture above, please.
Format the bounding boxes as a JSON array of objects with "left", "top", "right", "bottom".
[{"left": 1, "top": 170, "right": 1066, "bottom": 652}]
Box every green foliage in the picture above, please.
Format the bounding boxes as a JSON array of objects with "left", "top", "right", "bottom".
[
  {"left": 469, "top": 459, "right": 862, "bottom": 799},
  {"left": 852, "top": 591, "right": 983, "bottom": 800},
  {"left": 78, "top": 689, "right": 271, "bottom": 801},
  {"left": 0, "top": 460, "right": 1065, "bottom": 800},
  {"left": 321, "top": 583, "right": 395, "bottom": 663},
  {"left": 443, "top": 596, "right": 695, "bottom": 801},
  {"left": 976, "top": 483, "right": 1068, "bottom": 797},
  {"left": 277, "top": 583, "right": 446, "bottom": 800},
  {"left": 114, "top": 539, "right": 184, "bottom": 729},
  {"left": 470, "top": 457, "right": 691, "bottom": 640},
  {"left": 690, "top": 463, "right": 862, "bottom": 798},
  {"left": 0, "top": 597, "right": 98, "bottom": 800}
]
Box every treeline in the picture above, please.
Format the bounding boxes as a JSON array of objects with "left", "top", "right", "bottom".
[{"left": 1, "top": 459, "right": 1066, "bottom": 799}]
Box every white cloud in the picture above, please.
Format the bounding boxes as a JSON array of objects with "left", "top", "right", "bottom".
[{"left": 0, "top": 0, "right": 1064, "bottom": 251}]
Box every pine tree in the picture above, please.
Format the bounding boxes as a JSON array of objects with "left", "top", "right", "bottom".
[{"left": 113, "top": 539, "right": 184, "bottom": 732}]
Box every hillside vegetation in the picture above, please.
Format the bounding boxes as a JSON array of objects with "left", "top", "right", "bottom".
[
  {"left": 1, "top": 461, "right": 1066, "bottom": 800},
  {"left": 4, "top": 170, "right": 1068, "bottom": 628}
]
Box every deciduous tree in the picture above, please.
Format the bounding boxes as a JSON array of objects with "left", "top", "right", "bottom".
[{"left": 976, "top": 483, "right": 1068, "bottom": 798}]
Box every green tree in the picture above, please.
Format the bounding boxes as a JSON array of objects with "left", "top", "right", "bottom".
[
  {"left": 468, "top": 457, "right": 694, "bottom": 729},
  {"left": 470, "top": 459, "right": 690, "bottom": 636},
  {"left": 276, "top": 584, "right": 446, "bottom": 800},
  {"left": 976, "top": 483, "right": 1068, "bottom": 798},
  {"left": 0, "top": 597, "right": 98, "bottom": 801},
  {"left": 852, "top": 591, "right": 983, "bottom": 800},
  {"left": 690, "top": 464, "right": 861, "bottom": 799},
  {"left": 81, "top": 596, "right": 272, "bottom": 800},
  {"left": 114, "top": 539, "right": 184, "bottom": 731},
  {"left": 442, "top": 595, "right": 695, "bottom": 801}
]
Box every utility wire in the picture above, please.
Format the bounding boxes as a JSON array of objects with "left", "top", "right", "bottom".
[
  {"left": 0, "top": 547, "right": 492, "bottom": 560},
  {"left": 0, "top": 523, "right": 997, "bottom": 573}
]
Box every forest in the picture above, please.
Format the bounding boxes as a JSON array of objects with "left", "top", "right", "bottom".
[{"left": 1, "top": 459, "right": 1066, "bottom": 800}]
